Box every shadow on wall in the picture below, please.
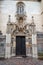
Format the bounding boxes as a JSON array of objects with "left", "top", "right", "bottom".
[{"left": 38, "top": 0, "right": 41, "bottom": 2}]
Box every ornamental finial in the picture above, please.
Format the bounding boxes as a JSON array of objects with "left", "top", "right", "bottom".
[{"left": 8, "top": 15, "right": 11, "bottom": 22}]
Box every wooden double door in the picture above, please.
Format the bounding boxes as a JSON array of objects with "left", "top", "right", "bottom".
[{"left": 16, "top": 36, "right": 26, "bottom": 56}]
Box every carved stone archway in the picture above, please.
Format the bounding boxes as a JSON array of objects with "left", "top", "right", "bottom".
[{"left": 6, "top": 1, "right": 37, "bottom": 58}]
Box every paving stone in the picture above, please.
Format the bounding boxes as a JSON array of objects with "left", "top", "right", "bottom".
[{"left": 0, "top": 57, "right": 43, "bottom": 65}]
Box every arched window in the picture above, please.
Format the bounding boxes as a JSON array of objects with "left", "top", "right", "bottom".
[{"left": 16, "top": 2, "right": 25, "bottom": 14}]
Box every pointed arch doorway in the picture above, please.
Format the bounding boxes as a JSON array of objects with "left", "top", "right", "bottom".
[{"left": 16, "top": 36, "right": 26, "bottom": 56}]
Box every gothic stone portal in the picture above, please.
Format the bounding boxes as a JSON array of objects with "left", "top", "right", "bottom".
[{"left": 16, "top": 36, "right": 26, "bottom": 56}]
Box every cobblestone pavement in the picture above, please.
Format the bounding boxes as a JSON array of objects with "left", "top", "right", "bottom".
[{"left": 0, "top": 57, "right": 43, "bottom": 65}]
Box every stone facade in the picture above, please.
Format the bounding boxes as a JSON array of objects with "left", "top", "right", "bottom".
[
  {"left": 0, "top": 31, "right": 6, "bottom": 58},
  {"left": 5, "top": 2, "right": 38, "bottom": 58},
  {"left": 0, "top": 1, "right": 43, "bottom": 59}
]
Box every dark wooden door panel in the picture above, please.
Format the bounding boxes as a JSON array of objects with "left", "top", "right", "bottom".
[
  {"left": 16, "top": 36, "right": 26, "bottom": 56},
  {"left": 16, "top": 36, "right": 21, "bottom": 55},
  {"left": 21, "top": 36, "right": 26, "bottom": 55}
]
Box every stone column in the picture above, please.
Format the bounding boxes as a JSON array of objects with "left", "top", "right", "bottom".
[
  {"left": 5, "top": 34, "right": 11, "bottom": 58},
  {"left": 26, "top": 36, "right": 30, "bottom": 56},
  {"left": 26, "top": 37, "right": 28, "bottom": 56},
  {"left": 32, "top": 34, "right": 38, "bottom": 58},
  {"left": 11, "top": 37, "right": 16, "bottom": 56}
]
